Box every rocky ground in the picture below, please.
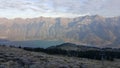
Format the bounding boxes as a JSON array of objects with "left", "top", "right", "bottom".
[{"left": 0, "top": 46, "right": 120, "bottom": 68}]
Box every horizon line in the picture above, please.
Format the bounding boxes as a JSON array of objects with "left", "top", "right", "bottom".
[{"left": 0, "top": 15, "right": 119, "bottom": 19}]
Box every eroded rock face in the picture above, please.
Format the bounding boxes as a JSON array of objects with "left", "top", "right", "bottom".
[{"left": 0, "top": 46, "right": 120, "bottom": 68}]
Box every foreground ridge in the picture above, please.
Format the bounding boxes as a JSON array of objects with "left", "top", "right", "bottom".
[{"left": 0, "top": 46, "right": 120, "bottom": 68}]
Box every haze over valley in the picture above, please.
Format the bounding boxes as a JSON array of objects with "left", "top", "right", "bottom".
[{"left": 1, "top": 0, "right": 120, "bottom": 68}]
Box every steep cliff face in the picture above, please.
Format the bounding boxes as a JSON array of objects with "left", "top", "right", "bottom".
[{"left": 0, "top": 15, "right": 120, "bottom": 47}]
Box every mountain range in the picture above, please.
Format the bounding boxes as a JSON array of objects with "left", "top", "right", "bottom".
[{"left": 0, "top": 15, "right": 120, "bottom": 47}]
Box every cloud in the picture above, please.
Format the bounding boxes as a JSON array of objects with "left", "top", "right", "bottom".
[{"left": 0, "top": 0, "right": 120, "bottom": 18}]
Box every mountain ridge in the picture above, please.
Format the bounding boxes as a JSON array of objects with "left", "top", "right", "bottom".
[{"left": 0, "top": 15, "right": 120, "bottom": 47}]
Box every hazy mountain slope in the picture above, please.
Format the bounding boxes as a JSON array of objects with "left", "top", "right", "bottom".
[{"left": 0, "top": 15, "right": 120, "bottom": 47}]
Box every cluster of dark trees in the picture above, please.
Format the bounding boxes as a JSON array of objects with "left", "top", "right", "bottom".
[
  {"left": 21, "top": 47, "right": 120, "bottom": 61},
  {"left": 1, "top": 44, "right": 120, "bottom": 61}
]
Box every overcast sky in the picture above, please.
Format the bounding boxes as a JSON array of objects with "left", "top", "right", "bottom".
[{"left": 0, "top": 0, "right": 120, "bottom": 18}]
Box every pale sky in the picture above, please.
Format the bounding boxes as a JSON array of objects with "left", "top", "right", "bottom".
[{"left": 0, "top": 0, "right": 120, "bottom": 18}]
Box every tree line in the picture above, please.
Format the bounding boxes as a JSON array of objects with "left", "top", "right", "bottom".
[
  {"left": 21, "top": 47, "right": 120, "bottom": 61},
  {"left": 1, "top": 44, "right": 120, "bottom": 61}
]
